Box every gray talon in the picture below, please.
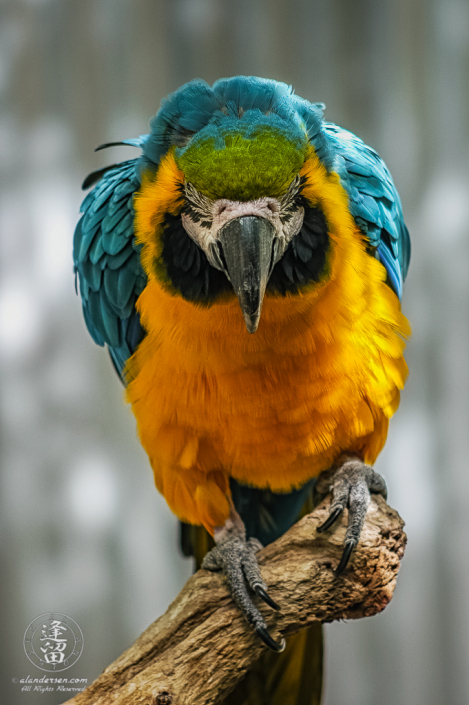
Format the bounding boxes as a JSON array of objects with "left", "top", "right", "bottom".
[
  {"left": 317, "top": 458, "right": 387, "bottom": 573},
  {"left": 202, "top": 512, "right": 281, "bottom": 650}
]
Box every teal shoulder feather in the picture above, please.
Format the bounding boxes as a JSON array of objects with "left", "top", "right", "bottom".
[
  {"left": 325, "top": 123, "right": 410, "bottom": 298},
  {"left": 73, "top": 158, "right": 146, "bottom": 381}
]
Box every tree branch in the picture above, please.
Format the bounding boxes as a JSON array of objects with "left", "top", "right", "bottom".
[{"left": 64, "top": 496, "right": 406, "bottom": 705}]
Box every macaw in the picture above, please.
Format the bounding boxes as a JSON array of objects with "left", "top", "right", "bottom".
[{"left": 74, "top": 76, "right": 410, "bottom": 704}]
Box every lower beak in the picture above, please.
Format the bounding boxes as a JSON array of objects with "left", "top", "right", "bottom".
[{"left": 218, "top": 216, "right": 275, "bottom": 334}]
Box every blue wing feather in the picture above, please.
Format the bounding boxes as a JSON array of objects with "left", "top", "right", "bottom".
[
  {"left": 89, "top": 233, "right": 106, "bottom": 266},
  {"left": 73, "top": 158, "right": 146, "bottom": 383},
  {"left": 325, "top": 123, "right": 410, "bottom": 298}
]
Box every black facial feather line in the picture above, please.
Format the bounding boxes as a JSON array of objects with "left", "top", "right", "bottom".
[{"left": 183, "top": 182, "right": 214, "bottom": 227}]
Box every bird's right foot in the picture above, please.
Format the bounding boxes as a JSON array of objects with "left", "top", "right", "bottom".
[{"left": 202, "top": 508, "right": 285, "bottom": 652}]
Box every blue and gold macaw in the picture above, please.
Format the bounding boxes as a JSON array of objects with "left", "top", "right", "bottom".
[{"left": 74, "top": 76, "right": 410, "bottom": 704}]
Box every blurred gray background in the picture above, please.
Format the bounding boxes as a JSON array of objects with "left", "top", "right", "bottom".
[{"left": 1, "top": 1, "right": 469, "bottom": 704}]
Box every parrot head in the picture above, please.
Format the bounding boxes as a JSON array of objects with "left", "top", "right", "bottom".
[{"left": 135, "top": 77, "right": 337, "bottom": 333}]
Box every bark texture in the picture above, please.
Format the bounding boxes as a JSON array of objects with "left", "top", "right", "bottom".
[{"left": 63, "top": 496, "right": 406, "bottom": 705}]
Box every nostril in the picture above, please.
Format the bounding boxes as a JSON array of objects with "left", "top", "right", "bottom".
[{"left": 267, "top": 202, "right": 278, "bottom": 213}]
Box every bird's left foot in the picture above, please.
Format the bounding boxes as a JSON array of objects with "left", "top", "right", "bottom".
[
  {"left": 202, "top": 508, "right": 285, "bottom": 652},
  {"left": 316, "top": 456, "right": 387, "bottom": 574}
]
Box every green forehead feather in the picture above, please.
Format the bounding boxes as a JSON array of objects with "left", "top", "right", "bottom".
[{"left": 176, "top": 124, "right": 308, "bottom": 201}]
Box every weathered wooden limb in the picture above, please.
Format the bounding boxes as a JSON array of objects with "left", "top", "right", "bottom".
[{"left": 64, "top": 496, "right": 406, "bottom": 705}]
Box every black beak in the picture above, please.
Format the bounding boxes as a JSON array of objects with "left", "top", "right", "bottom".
[{"left": 218, "top": 216, "right": 275, "bottom": 334}]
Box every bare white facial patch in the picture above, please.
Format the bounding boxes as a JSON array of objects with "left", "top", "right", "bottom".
[{"left": 181, "top": 178, "right": 305, "bottom": 271}]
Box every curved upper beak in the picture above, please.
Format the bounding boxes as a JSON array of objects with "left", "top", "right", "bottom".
[{"left": 218, "top": 215, "right": 275, "bottom": 334}]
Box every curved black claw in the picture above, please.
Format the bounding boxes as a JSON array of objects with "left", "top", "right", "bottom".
[
  {"left": 254, "top": 585, "right": 280, "bottom": 611},
  {"left": 316, "top": 458, "right": 387, "bottom": 574},
  {"left": 202, "top": 528, "right": 282, "bottom": 651},
  {"left": 335, "top": 541, "right": 355, "bottom": 575},
  {"left": 317, "top": 506, "right": 343, "bottom": 534},
  {"left": 256, "top": 626, "right": 286, "bottom": 652}
]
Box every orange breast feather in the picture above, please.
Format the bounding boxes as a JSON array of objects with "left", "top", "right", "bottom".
[{"left": 126, "top": 150, "right": 410, "bottom": 533}]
